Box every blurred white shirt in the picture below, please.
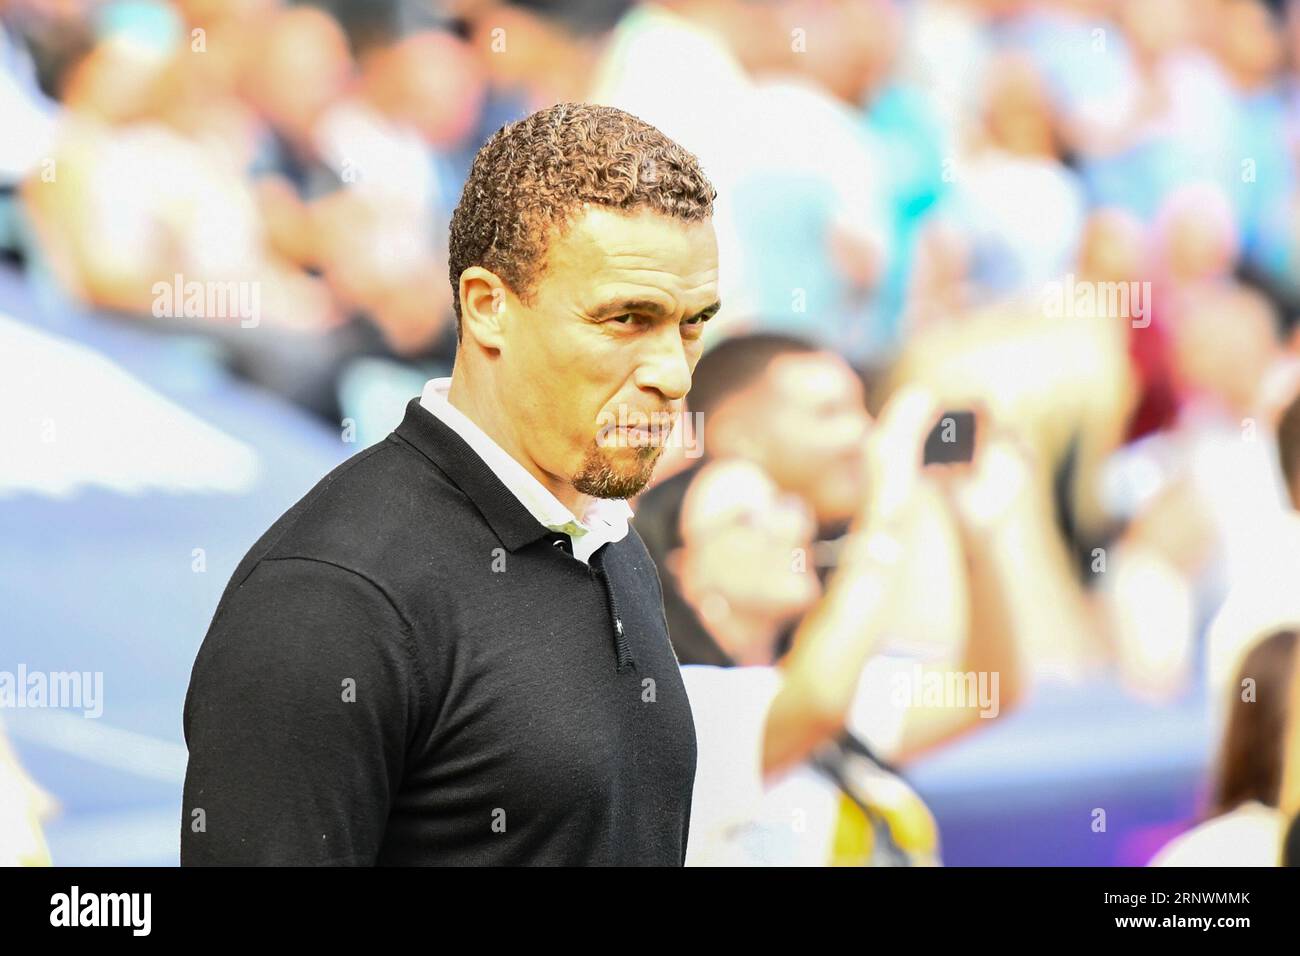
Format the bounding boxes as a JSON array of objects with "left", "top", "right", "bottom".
[
  {"left": 1150, "top": 801, "right": 1284, "bottom": 867},
  {"left": 681, "top": 656, "right": 914, "bottom": 866}
]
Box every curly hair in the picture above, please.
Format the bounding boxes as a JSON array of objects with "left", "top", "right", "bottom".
[{"left": 447, "top": 102, "right": 717, "bottom": 340}]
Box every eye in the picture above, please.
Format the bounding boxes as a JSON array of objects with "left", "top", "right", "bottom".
[{"left": 681, "top": 313, "right": 711, "bottom": 336}]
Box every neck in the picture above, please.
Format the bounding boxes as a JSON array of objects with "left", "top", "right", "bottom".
[{"left": 447, "top": 367, "right": 592, "bottom": 516}]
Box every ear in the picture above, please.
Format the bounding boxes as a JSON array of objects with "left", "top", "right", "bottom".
[{"left": 459, "top": 266, "right": 511, "bottom": 352}]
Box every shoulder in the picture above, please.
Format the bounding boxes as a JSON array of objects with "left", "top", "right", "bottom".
[
  {"left": 237, "top": 434, "right": 488, "bottom": 591},
  {"left": 204, "top": 432, "right": 495, "bottom": 669},
  {"left": 186, "top": 554, "right": 434, "bottom": 739}
]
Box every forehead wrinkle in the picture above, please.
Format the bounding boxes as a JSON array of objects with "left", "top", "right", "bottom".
[
  {"left": 601, "top": 251, "right": 718, "bottom": 279},
  {"left": 595, "top": 261, "right": 719, "bottom": 295},
  {"left": 550, "top": 215, "right": 719, "bottom": 314},
  {"left": 587, "top": 267, "right": 717, "bottom": 311}
]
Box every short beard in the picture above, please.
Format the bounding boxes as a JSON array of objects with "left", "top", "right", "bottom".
[{"left": 572, "top": 441, "right": 664, "bottom": 500}]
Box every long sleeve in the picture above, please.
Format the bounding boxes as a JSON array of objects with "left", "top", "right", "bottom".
[{"left": 181, "top": 557, "right": 428, "bottom": 865}]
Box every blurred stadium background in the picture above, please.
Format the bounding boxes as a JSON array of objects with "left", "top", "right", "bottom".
[{"left": 4, "top": 0, "right": 1300, "bottom": 865}]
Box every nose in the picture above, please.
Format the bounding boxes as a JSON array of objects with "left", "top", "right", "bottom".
[{"left": 633, "top": 325, "right": 693, "bottom": 402}]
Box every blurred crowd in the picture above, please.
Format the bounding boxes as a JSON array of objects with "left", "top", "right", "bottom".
[{"left": 6, "top": 0, "right": 1300, "bottom": 865}]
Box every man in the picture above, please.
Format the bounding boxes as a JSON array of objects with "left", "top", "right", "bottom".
[
  {"left": 184, "top": 101, "right": 953, "bottom": 868},
  {"left": 182, "top": 102, "right": 720, "bottom": 865}
]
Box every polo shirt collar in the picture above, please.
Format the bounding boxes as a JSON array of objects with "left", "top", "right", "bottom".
[{"left": 392, "top": 380, "right": 633, "bottom": 555}]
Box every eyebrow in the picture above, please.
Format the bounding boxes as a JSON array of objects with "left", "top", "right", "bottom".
[{"left": 590, "top": 299, "right": 722, "bottom": 322}]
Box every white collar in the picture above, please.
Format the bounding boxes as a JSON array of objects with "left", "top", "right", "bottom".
[{"left": 419, "top": 378, "right": 632, "bottom": 556}]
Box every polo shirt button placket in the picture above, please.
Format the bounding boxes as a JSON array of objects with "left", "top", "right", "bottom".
[{"left": 589, "top": 547, "right": 634, "bottom": 673}]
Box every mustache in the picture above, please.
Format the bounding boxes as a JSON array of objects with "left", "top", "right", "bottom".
[{"left": 594, "top": 407, "right": 680, "bottom": 430}]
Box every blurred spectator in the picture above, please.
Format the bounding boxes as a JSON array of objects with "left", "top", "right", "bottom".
[
  {"left": 309, "top": 30, "right": 483, "bottom": 354},
  {"left": 635, "top": 335, "right": 881, "bottom": 664},
  {"left": 1107, "top": 284, "right": 1291, "bottom": 699},
  {"left": 857, "top": 0, "right": 950, "bottom": 349},
  {"left": 928, "top": 53, "right": 1087, "bottom": 302},
  {"left": 677, "top": 455, "right": 942, "bottom": 866},
  {"left": 17, "top": 2, "right": 499, "bottom": 422},
  {"left": 1281, "top": 623, "right": 1300, "bottom": 864},
  {"left": 636, "top": 338, "right": 1036, "bottom": 864},
  {"left": 677, "top": 383, "right": 1029, "bottom": 864},
  {"left": 1151, "top": 629, "right": 1295, "bottom": 865},
  {"left": 891, "top": 235, "right": 1140, "bottom": 676},
  {"left": 1074, "top": 0, "right": 1240, "bottom": 220},
  {"left": 1214, "top": 0, "right": 1298, "bottom": 292},
  {"left": 1204, "top": 371, "right": 1300, "bottom": 716},
  {"left": 897, "top": 0, "right": 996, "bottom": 152},
  {"left": 21, "top": 2, "right": 340, "bottom": 331}
]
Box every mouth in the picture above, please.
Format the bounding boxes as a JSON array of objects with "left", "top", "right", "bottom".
[
  {"left": 596, "top": 409, "right": 677, "bottom": 448},
  {"left": 617, "top": 424, "right": 668, "bottom": 447}
]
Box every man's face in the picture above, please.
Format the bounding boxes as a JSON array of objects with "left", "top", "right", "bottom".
[
  {"left": 497, "top": 206, "right": 720, "bottom": 500},
  {"left": 750, "top": 353, "right": 871, "bottom": 526}
]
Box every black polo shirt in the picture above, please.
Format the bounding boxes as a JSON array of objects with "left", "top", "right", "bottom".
[{"left": 181, "top": 398, "right": 698, "bottom": 865}]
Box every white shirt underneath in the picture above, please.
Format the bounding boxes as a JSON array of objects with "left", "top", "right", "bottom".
[{"left": 419, "top": 377, "right": 632, "bottom": 564}]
